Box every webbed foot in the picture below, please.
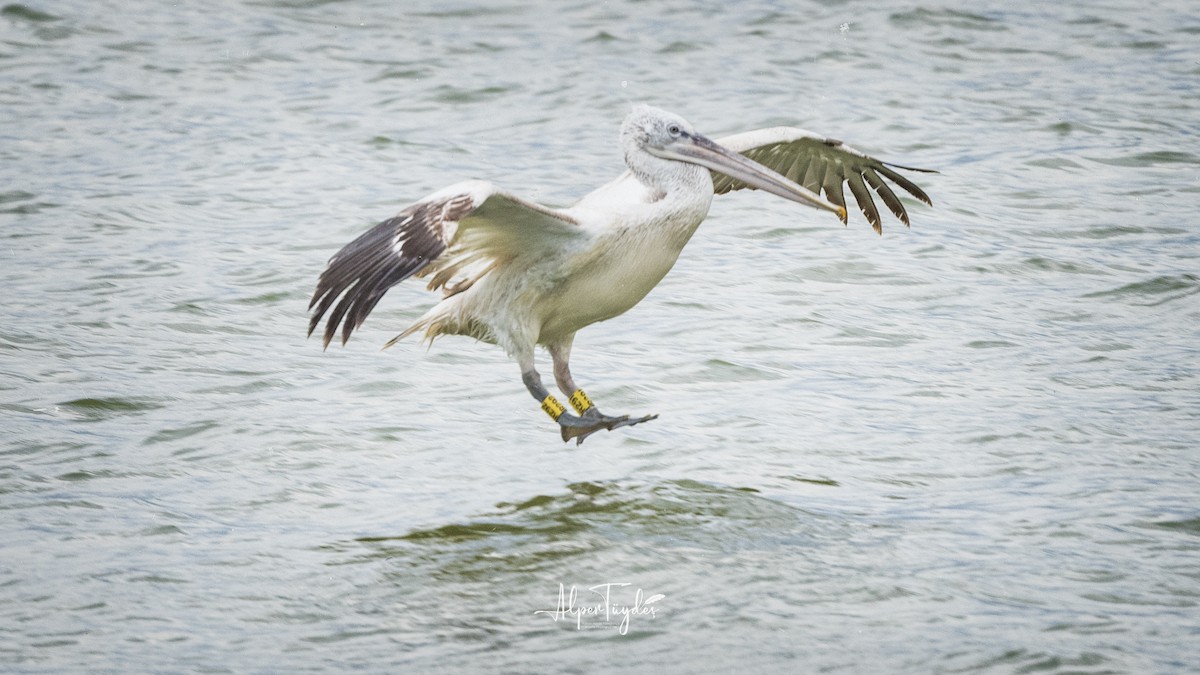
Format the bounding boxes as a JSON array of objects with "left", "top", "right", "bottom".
[{"left": 558, "top": 410, "right": 659, "bottom": 445}]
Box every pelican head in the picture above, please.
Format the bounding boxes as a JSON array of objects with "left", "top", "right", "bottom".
[{"left": 621, "top": 105, "right": 844, "bottom": 217}]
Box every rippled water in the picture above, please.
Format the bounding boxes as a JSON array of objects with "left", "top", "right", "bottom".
[{"left": 3, "top": 0, "right": 1198, "bottom": 672}]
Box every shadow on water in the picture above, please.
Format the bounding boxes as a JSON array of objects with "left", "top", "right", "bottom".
[{"left": 336, "top": 478, "right": 842, "bottom": 572}]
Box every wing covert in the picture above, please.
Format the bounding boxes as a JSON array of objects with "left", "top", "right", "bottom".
[{"left": 307, "top": 181, "right": 579, "bottom": 347}]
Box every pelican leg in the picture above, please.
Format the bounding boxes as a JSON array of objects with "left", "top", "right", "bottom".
[
  {"left": 548, "top": 342, "right": 658, "bottom": 441},
  {"left": 521, "top": 365, "right": 613, "bottom": 445}
]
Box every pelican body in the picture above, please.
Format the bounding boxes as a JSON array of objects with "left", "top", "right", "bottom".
[{"left": 309, "top": 105, "right": 933, "bottom": 444}]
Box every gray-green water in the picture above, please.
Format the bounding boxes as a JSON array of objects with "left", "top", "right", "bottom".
[{"left": 3, "top": 0, "right": 1199, "bottom": 672}]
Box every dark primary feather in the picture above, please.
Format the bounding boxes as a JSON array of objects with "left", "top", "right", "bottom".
[
  {"left": 711, "top": 137, "right": 935, "bottom": 234},
  {"left": 307, "top": 195, "right": 471, "bottom": 348}
]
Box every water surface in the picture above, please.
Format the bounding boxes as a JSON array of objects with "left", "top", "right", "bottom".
[{"left": 2, "top": 0, "right": 1198, "bottom": 672}]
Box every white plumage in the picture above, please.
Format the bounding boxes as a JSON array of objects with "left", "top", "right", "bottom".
[{"left": 309, "top": 105, "right": 933, "bottom": 443}]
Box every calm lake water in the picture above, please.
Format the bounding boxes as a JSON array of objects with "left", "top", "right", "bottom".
[{"left": 2, "top": 0, "right": 1198, "bottom": 672}]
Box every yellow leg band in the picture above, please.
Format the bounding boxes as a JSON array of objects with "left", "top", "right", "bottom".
[
  {"left": 569, "top": 389, "right": 594, "bottom": 414},
  {"left": 541, "top": 395, "right": 566, "bottom": 420}
]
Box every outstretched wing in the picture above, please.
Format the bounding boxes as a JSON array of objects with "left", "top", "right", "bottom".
[
  {"left": 308, "top": 180, "right": 580, "bottom": 348},
  {"left": 712, "top": 127, "right": 935, "bottom": 234}
]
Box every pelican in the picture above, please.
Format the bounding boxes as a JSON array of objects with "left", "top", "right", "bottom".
[{"left": 309, "top": 105, "right": 933, "bottom": 444}]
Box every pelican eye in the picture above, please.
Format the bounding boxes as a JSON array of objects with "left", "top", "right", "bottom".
[{"left": 667, "top": 124, "right": 681, "bottom": 136}]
